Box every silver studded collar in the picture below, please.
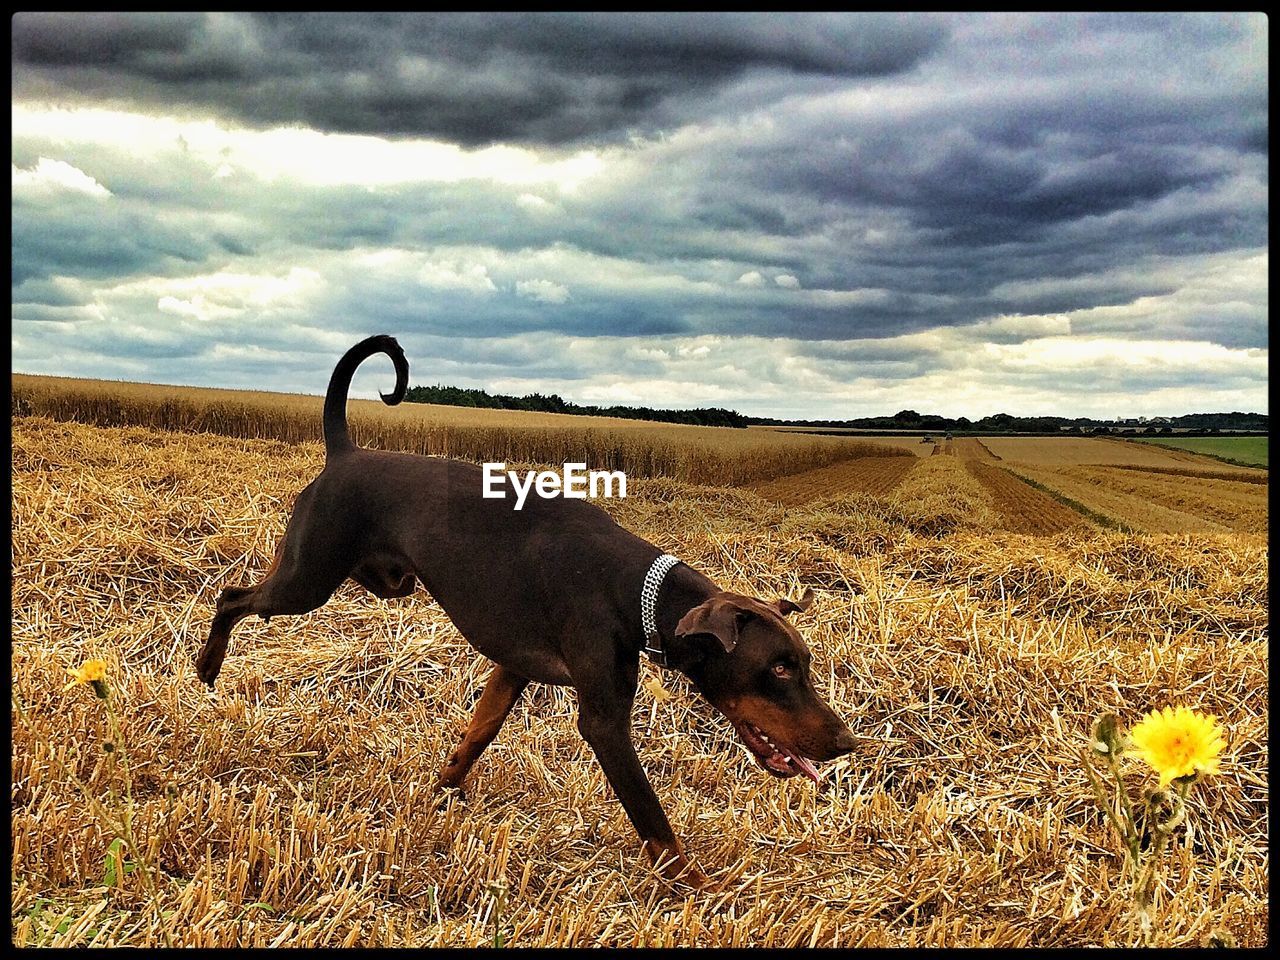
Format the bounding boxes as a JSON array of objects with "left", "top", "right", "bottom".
[{"left": 640, "top": 553, "right": 682, "bottom": 665}]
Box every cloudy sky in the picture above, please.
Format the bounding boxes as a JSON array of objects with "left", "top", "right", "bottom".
[{"left": 11, "top": 12, "right": 1268, "bottom": 420}]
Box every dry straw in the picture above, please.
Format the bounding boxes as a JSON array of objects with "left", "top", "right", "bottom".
[{"left": 10, "top": 408, "right": 1268, "bottom": 947}]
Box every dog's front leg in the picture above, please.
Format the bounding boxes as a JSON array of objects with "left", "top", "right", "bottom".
[{"left": 574, "top": 676, "right": 708, "bottom": 890}]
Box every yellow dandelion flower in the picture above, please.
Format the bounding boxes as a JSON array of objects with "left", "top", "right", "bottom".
[
  {"left": 64, "top": 658, "right": 107, "bottom": 688},
  {"left": 1128, "top": 706, "right": 1225, "bottom": 786},
  {"left": 64, "top": 659, "right": 110, "bottom": 699}
]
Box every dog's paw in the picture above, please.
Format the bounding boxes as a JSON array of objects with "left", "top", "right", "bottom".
[
  {"left": 643, "top": 840, "right": 711, "bottom": 892},
  {"left": 671, "top": 863, "right": 711, "bottom": 892},
  {"left": 433, "top": 784, "right": 467, "bottom": 810},
  {"left": 194, "top": 656, "right": 219, "bottom": 688}
]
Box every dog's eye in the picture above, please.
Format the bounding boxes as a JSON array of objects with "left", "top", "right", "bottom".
[{"left": 771, "top": 662, "right": 792, "bottom": 680}]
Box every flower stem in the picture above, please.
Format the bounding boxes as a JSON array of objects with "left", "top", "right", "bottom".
[
  {"left": 13, "top": 682, "right": 174, "bottom": 947},
  {"left": 1079, "top": 746, "right": 1139, "bottom": 868},
  {"left": 101, "top": 689, "right": 176, "bottom": 949}
]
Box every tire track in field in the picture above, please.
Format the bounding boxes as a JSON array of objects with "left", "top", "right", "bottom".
[
  {"left": 954, "top": 437, "right": 1000, "bottom": 461},
  {"left": 964, "top": 460, "right": 1090, "bottom": 535},
  {"left": 747, "top": 456, "right": 918, "bottom": 505}
]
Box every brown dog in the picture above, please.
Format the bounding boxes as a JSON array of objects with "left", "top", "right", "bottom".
[{"left": 197, "top": 335, "right": 855, "bottom": 887}]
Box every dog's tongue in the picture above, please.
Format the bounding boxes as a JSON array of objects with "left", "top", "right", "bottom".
[
  {"left": 766, "top": 742, "right": 821, "bottom": 783},
  {"left": 788, "top": 752, "right": 822, "bottom": 784}
]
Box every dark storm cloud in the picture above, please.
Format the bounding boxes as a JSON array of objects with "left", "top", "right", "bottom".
[
  {"left": 10, "top": 12, "right": 1268, "bottom": 417},
  {"left": 11, "top": 190, "right": 220, "bottom": 287},
  {"left": 11, "top": 12, "right": 946, "bottom": 145}
]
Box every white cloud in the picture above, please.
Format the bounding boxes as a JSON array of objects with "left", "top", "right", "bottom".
[
  {"left": 516, "top": 192, "right": 556, "bottom": 212},
  {"left": 9, "top": 17, "right": 1267, "bottom": 424},
  {"left": 966, "top": 313, "right": 1072, "bottom": 341},
  {"left": 418, "top": 260, "right": 498, "bottom": 294},
  {"left": 106, "top": 267, "right": 326, "bottom": 323},
  {"left": 11, "top": 104, "right": 606, "bottom": 192},
  {"left": 574, "top": 378, "right": 735, "bottom": 406},
  {"left": 12, "top": 157, "right": 111, "bottom": 197},
  {"left": 981, "top": 336, "right": 1267, "bottom": 377},
  {"left": 158, "top": 294, "right": 217, "bottom": 320},
  {"left": 516, "top": 278, "right": 570, "bottom": 304}
]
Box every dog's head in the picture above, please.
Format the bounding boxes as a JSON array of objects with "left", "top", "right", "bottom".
[{"left": 670, "top": 588, "right": 854, "bottom": 781}]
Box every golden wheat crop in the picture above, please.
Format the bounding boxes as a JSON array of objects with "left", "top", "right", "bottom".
[
  {"left": 12, "top": 415, "right": 1266, "bottom": 946},
  {"left": 981, "top": 436, "right": 1255, "bottom": 470},
  {"left": 1061, "top": 467, "right": 1267, "bottom": 536},
  {"left": 1107, "top": 464, "right": 1268, "bottom": 485},
  {"left": 10, "top": 374, "right": 903, "bottom": 487},
  {"left": 747, "top": 457, "right": 918, "bottom": 505},
  {"left": 962, "top": 461, "right": 1087, "bottom": 536},
  {"left": 749, "top": 429, "right": 933, "bottom": 458},
  {"left": 1002, "top": 463, "right": 1265, "bottom": 536}
]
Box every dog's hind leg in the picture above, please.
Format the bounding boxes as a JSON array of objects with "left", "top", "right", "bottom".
[
  {"left": 435, "top": 665, "right": 529, "bottom": 789},
  {"left": 196, "top": 485, "right": 352, "bottom": 687}
]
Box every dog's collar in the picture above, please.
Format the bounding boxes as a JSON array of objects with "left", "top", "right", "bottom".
[{"left": 640, "top": 553, "right": 682, "bottom": 666}]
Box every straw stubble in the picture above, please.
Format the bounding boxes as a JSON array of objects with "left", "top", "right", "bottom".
[{"left": 11, "top": 415, "right": 1268, "bottom": 947}]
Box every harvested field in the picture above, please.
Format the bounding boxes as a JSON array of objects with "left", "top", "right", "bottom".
[
  {"left": 954, "top": 438, "right": 1000, "bottom": 461},
  {"left": 963, "top": 461, "right": 1088, "bottom": 535},
  {"left": 856, "top": 435, "right": 938, "bottom": 458},
  {"left": 1001, "top": 465, "right": 1233, "bottom": 535},
  {"left": 883, "top": 454, "right": 999, "bottom": 536},
  {"left": 982, "top": 436, "right": 1233, "bottom": 468},
  {"left": 1108, "top": 463, "right": 1268, "bottom": 485},
  {"left": 11, "top": 415, "right": 1269, "bottom": 947},
  {"left": 747, "top": 456, "right": 917, "bottom": 505},
  {"left": 1058, "top": 467, "right": 1266, "bottom": 536}
]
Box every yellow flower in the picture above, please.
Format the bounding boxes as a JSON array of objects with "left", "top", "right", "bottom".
[
  {"left": 1128, "top": 706, "right": 1225, "bottom": 786},
  {"left": 64, "top": 659, "right": 110, "bottom": 699},
  {"left": 64, "top": 658, "right": 107, "bottom": 687}
]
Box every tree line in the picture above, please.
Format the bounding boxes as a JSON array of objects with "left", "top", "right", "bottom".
[
  {"left": 748, "top": 409, "right": 1269, "bottom": 434},
  {"left": 404, "top": 387, "right": 1266, "bottom": 434},
  {"left": 402, "top": 384, "right": 750, "bottom": 428}
]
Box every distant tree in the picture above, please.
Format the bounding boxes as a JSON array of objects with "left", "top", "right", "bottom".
[{"left": 402, "top": 382, "right": 749, "bottom": 427}]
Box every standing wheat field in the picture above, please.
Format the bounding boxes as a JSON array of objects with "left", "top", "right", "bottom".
[
  {"left": 11, "top": 405, "right": 1267, "bottom": 947},
  {"left": 11, "top": 373, "right": 899, "bottom": 487}
]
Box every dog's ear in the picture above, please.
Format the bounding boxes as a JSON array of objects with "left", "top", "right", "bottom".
[
  {"left": 772, "top": 587, "right": 814, "bottom": 616},
  {"left": 675, "top": 596, "right": 749, "bottom": 654}
]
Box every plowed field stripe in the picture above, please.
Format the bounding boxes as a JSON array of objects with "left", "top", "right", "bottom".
[
  {"left": 964, "top": 460, "right": 1090, "bottom": 535},
  {"left": 746, "top": 456, "right": 918, "bottom": 505}
]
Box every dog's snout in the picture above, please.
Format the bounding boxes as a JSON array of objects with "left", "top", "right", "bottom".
[{"left": 830, "top": 726, "right": 856, "bottom": 757}]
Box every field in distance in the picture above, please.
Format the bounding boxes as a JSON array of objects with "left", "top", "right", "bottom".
[
  {"left": 10, "top": 373, "right": 906, "bottom": 488},
  {"left": 1130, "top": 435, "right": 1268, "bottom": 468},
  {"left": 11, "top": 373, "right": 1267, "bottom": 537},
  {"left": 746, "top": 433, "right": 1266, "bottom": 537}
]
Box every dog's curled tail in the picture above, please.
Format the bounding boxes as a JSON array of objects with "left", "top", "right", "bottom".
[{"left": 322, "top": 335, "right": 409, "bottom": 457}]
